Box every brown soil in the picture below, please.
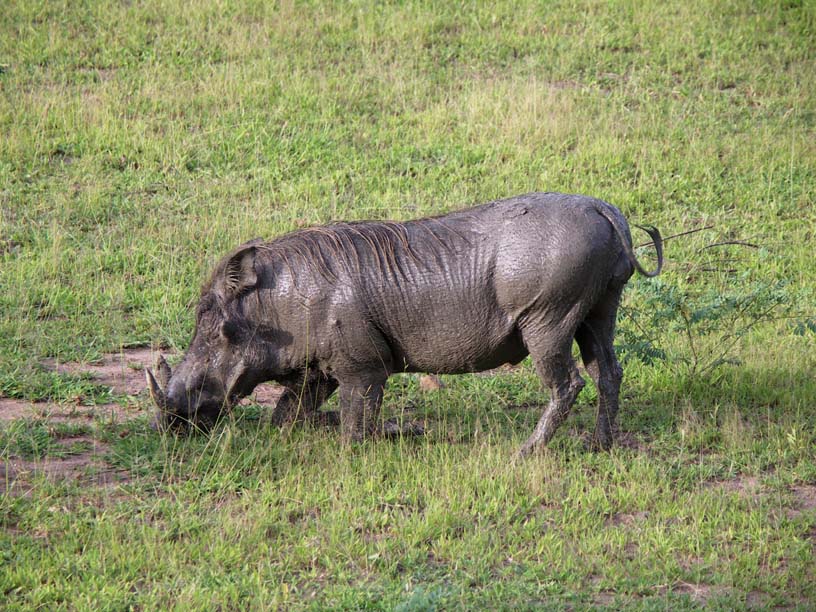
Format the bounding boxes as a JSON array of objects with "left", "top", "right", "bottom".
[
  {"left": 706, "top": 475, "right": 762, "bottom": 497},
  {"left": 47, "top": 347, "right": 158, "bottom": 396},
  {"left": 418, "top": 374, "right": 445, "bottom": 391},
  {"left": 606, "top": 510, "right": 650, "bottom": 528},
  {"left": 0, "top": 397, "right": 40, "bottom": 421},
  {"left": 1, "top": 347, "right": 162, "bottom": 424},
  {"left": 791, "top": 484, "right": 816, "bottom": 512},
  {"left": 786, "top": 483, "right": 816, "bottom": 520},
  {"left": 669, "top": 582, "right": 731, "bottom": 604},
  {"left": 615, "top": 430, "right": 648, "bottom": 452},
  {"left": 2, "top": 437, "right": 128, "bottom": 497},
  {"left": 241, "top": 383, "right": 286, "bottom": 407},
  {"left": 1, "top": 347, "right": 286, "bottom": 492},
  {"left": 1, "top": 347, "right": 287, "bottom": 424},
  {"left": 0, "top": 396, "right": 146, "bottom": 424}
]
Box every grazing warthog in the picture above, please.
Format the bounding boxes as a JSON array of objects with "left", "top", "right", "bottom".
[{"left": 147, "top": 192, "right": 662, "bottom": 455}]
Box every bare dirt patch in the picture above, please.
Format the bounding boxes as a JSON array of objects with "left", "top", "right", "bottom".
[
  {"left": 588, "top": 575, "right": 618, "bottom": 606},
  {"left": 419, "top": 374, "right": 445, "bottom": 392},
  {"left": 670, "top": 581, "right": 731, "bottom": 604},
  {"left": 0, "top": 397, "right": 38, "bottom": 421},
  {"left": 606, "top": 510, "right": 650, "bottom": 528},
  {"left": 0, "top": 396, "right": 145, "bottom": 424},
  {"left": 1, "top": 348, "right": 289, "bottom": 494},
  {"left": 2, "top": 439, "right": 129, "bottom": 497},
  {"left": 786, "top": 484, "right": 816, "bottom": 521},
  {"left": 706, "top": 475, "right": 763, "bottom": 499},
  {"left": 0, "top": 348, "right": 163, "bottom": 424},
  {"left": 791, "top": 484, "right": 816, "bottom": 512},
  {"left": 615, "top": 430, "right": 648, "bottom": 452},
  {"left": 57, "top": 347, "right": 285, "bottom": 409},
  {"left": 1, "top": 347, "right": 287, "bottom": 424},
  {"left": 746, "top": 590, "right": 771, "bottom": 609},
  {"left": 46, "top": 347, "right": 165, "bottom": 397},
  {"left": 241, "top": 384, "right": 286, "bottom": 407}
]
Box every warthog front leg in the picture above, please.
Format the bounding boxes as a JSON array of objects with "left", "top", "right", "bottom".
[
  {"left": 270, "top": 371, "right": 339, "bottom": 427},
  {"left": 337, "top": 376, "right": 386, "bottom": 443}
]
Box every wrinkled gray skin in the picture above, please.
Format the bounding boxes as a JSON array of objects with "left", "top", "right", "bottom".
[{"left": 147, "top": 192, "right": 663, "bottom": 455}]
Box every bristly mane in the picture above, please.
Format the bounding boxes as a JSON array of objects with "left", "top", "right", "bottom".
[{"left": 258, "top": 217, "right": 468, "bottom": 285}]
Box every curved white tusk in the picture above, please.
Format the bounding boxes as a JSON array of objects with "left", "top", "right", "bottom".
[
  {"left": 154, "top": 354, "right": 172, "bottom": 389},
  {"left": 145, "top": 368, "right": 168, "bottom": 409},
  {"left": 224, "top": 359, "right": 247, "bottom": 403}
]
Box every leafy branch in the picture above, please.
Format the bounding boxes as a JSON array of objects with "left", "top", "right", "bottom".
[{"left": 617, "top": 232, "right": 810, "bottom": 377}]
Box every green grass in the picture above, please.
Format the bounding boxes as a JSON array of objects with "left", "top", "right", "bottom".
[{"left": 1, "top": 0, "right": 815, "bottom": 609}]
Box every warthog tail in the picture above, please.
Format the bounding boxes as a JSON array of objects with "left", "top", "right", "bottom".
[{"left": 592, "top": 203, "right": 663, "bottom": 278}]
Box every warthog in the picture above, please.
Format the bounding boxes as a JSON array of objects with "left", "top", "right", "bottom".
[{"left": 147, "top": 192, "right": 662, "bottom": 455}]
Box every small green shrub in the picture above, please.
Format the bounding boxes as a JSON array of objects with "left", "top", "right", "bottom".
[{"left": 619, "top": 273, "right": 797, "bottom": 376}]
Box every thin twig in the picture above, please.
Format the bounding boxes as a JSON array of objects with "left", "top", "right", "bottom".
[
  {"left": 618, "top": 304, "right": 662, "bottom": 353},
  {"left": 698, "top": 240, "right": 760, "bottom": 251},
  {"left": 700, "top": 257, "right": 745, "bottom": 264},
  {"left": 698, "top": 302, "right": 785, "bottom": 376},
  {"left": 636, "top": 225, "right": 713, "bottom": 248}
]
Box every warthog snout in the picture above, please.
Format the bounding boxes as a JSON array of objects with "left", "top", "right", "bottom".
[{"left": 146, "top": 353, "right": 227, "bottom": 433}]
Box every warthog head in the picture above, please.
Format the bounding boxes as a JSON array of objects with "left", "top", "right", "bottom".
[{"left": 146, "top": 242, "right": 268, "bottom": 432}]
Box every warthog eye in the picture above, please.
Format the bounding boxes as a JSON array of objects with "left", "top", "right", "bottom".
[{"left": 220, "top": 319, "right": 246, "bottom": 343}]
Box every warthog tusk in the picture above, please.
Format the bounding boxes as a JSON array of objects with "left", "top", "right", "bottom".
[
  {"left": 154, "top": 354, "right": 172, "bottom": 389},
  {"left": 145, "top": 367, "right": 168, "bottom": 410},
  {"left": 224, "top": 359, "right": 247, "bottom": 404}
]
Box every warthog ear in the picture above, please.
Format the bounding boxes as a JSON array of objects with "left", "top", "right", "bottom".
[{"left": 217, "top": 239, "right": 262, "bottom": 301}]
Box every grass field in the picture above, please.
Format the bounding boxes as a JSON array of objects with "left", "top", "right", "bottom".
[{"left": 2, "top": 0, "right": 815, "bottom": 609}]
